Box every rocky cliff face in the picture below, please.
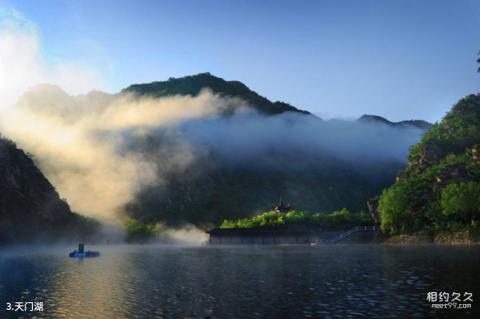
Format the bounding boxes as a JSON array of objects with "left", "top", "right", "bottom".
[{"left": 0, "top": 137, "right": 97, "bottom": 244}]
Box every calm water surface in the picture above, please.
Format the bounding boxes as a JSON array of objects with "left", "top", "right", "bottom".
[{"left": 0, "top": 245, "right": 479, "bottom": 318}]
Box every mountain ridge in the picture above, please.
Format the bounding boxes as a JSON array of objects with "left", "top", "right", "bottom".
[
  {"left": 122, "top": 73, "right": 432, "bottom": 129},
  {"left": 21, "top": 75, "right": 432, "bottom": 129},
  {"left": 4, "top": 74, "right": 433, "bottom": 232},
  {"left": 358, "top": 114, "right": 432, "bottom": 130},
  {"left": 123, "top": 72, "right": 310, "bottom": 115}
]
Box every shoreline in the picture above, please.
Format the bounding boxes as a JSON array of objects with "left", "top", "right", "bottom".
[{"left": 384, "top": 232, "right": 480, "bottom": 245}]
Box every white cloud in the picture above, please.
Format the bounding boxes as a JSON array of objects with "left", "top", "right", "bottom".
[{"left": 0, "top": 7, "right": 103, "bottom": 108}]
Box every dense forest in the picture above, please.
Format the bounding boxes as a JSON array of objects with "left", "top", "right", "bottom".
[{"left": 378, "top": 94, "right": 480, "bottom": 240}]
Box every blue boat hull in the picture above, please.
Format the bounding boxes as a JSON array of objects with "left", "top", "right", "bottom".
[{"left": 69, "top": 251, "right": 100, "bottom": 258}]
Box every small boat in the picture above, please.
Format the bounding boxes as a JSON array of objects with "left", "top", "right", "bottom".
[
  {"left": 69, "top": 251, "right": 100, "bottom": 258},
  {"left": 69, "top": 243, "right": 100, "bottom": 258}
]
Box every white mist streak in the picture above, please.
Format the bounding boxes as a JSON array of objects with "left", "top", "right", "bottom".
[
  {"left": 0, "top": 10, "right": 246, "bottom": 221},
  {"left": 0, "top": 87, "right": 242, "bottom": 220}
]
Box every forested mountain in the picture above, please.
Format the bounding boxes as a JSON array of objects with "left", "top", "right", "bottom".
[
  {"left": 5, "top": 74, "right": 431, "bottom": 230},
  {"left": 379, "top": 94, "right": 480, "bottom": 237},
  {"left": 121, "top": 74, "right": 430, "bottom": 227},
  {"left": 126, "top": 146, "right": 405, "bottom": 227},
  {"left": 123, "top": 73, "right": 310, "bottom": 115}
]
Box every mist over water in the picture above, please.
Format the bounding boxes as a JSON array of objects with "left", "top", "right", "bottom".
[{"left": 0, "top": 245, "right": 478, "bottom": 318}]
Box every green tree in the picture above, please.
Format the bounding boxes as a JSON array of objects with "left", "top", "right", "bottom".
[
  {"left": 219, "top": 209, "right": 372, "bottom": 229},
  {"left": 220, "top": 219, "right": 237, "bottom": 228},
  {"left": 124, "top": 218, "right": 159, "bottom": 243},
  {"left": 441, "top": 181, "right": 480, "bottom": 223},
  {"left": 378, "top": 183, "right": 415, "bottom": 234}
]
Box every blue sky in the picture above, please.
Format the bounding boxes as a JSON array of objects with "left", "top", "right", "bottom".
[{"left": 1, "top": 0, "right": 480, "bottom": 121}]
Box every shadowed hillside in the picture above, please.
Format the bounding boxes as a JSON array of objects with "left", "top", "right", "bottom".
[
  {"left": 123, "top": 73, "right": 310, "bottom": 115},
  {"left": 4, "top": 74, "right": 431, "bottom": 230},
  {"left": 120, "top": 74, "right": 430, "bottom": 227},
  {"left": 0, "top": 137, "right": 98, "bottom": 244}
]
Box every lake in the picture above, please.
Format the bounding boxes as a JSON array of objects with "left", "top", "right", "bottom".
[{"left": 0, "top": 244, "right": 479, "bottom": 318}]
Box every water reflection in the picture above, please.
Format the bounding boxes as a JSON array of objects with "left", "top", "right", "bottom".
[
  {"left": 0, "top": 245, "right": 479, "bottom": 318},
  {"left": 49, "top": 250, "right": 131, "bottom": 318}
]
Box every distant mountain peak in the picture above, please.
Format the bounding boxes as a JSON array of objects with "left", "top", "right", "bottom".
[
  {"left": 358, "top": 114, "right": 432, "bottom": 130},
  {"left": 122, "top": 73, "right": 310, "bottom": 116}
]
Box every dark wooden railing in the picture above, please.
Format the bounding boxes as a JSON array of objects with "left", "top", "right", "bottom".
[{"left": 327, "top": 226, "right": 380, "bottom": 244}]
